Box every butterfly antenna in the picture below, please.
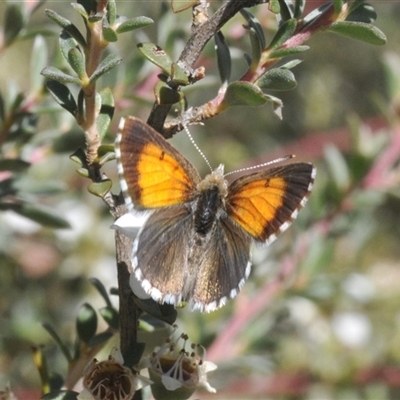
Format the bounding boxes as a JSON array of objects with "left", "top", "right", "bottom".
[
  {"left": 224, "top": 154, "right": 295, "bottom": 177},
  {"left": 183, "top": 124, "right": 213, "bottom": 172}
]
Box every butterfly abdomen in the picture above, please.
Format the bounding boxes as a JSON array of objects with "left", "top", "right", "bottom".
[{"left": 194, "top": 185, "right": 222, "bottom": 235}]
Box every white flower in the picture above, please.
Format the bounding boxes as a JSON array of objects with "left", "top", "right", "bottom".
[
  {"left": 140, "top": 329, "right": 217, "bottom": 400},
  {"left": 78, "top": 347, "right": 151, "bottom": 400}
]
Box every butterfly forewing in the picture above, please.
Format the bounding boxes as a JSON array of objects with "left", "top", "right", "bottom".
[
  {"left": 227, "top": 163, "right": 316, "bottom": 243},
  {"left": 115, "top": 117, "right": 201, "bottom": 210}
]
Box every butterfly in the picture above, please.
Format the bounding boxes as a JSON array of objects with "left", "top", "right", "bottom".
[{"left": 114, "top": 116, "right": 316, "bottom": 312}]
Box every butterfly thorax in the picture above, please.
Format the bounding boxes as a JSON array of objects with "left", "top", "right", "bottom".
[{"left": 194, "top": 164, "right": 228, "bottom": 236}]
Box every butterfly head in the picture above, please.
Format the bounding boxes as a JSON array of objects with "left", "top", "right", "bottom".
[{"left": 196, "top": 164, "right": 228, "bottom": 197}]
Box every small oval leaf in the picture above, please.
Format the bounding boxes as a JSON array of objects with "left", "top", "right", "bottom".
[
  {"left": 256, "top": 68, "right": 297, "bottom": 91},
  {"left": 99, "top": 306, "right": 119, "bottom": 330},
  {"left": 267, "top": 18, "right": 297, "bottom": 50},
  {"left": 89, "top": 277, "right": 112, "bottom": 307},
  {"left": 46, "top": 10, "right": 86, "bottom": 48},
  {"left": 221, "top": 82, "right": 268, "bottom": 108},
  {"left": 154, "top": 81, "right": 182, "bottom": 105},
  {"left": 97, "top": 87, "right": 115, "bottom": 140},
  {"left": 88, "top": 180, "right": 112, "bottom": 198},
  {"left": 0, "top": 159, "right": 30, "bottom": 172},
  {"left": 76, "top": 303, "right": 98, "bottom": 343},
  {"left": 7, "top": 203, "right": 71, "bottom": 229},
  {"left": 137, "top": 43, "right": 173, "bottom": 76},
  {"left": 89, "top": 54, "right": 122, "bottom": 84},
  {"left": 4, "top": 4, "right": 25, "bottom": 46},
  {"left": 41, "top": 67, "right": 81, "bottom": 85},
  {"left": 215, "top": 31, "right": 231, "bottom": 84},
  {"left": 68, "top": 48, "right": 87, "bottom": 80},
  {"left": 269, "top": 45, "right": 309, "bottom": 59},
  {"left": 328, "top": 21, "right": 386, "bottom": 45},
  {"left": 171, "top": 0, "right": 198, "bottom": 13},
  {"left": 46, "top": 80, "right": 78, "bottom": 116},
  {"left": 102, "top": 19, "right": 118, "bottom": 43},
  {"left": 115, "top": 16, "right": 154, "bottom": 34}
]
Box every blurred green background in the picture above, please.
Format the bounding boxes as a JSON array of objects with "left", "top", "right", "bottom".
[{"left": 1, "top": 1, "right": 400, "bottom": 399}]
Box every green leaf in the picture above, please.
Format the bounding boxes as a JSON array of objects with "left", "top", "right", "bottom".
[
  {"left": 3, "top": 202, "right": 71, "bottom": 228},
  {"left": 42, "top": 323, "right": 72, "bottom": 362},
  {"left": 280, "top": 59, "right": 303, "bottom": 69},
  {"left": 96, "top": 87, "right": 115, "bottom": 140},
  {"left": 88, "top": 180, "right": 112, "bottom": 198},
  {"left": 76, "top": 0, "right": 97, "bottom": 16},
  {"left": 45, "top": 10, "right": 86, "bottom": 48},
  {"left": 276, "top": 0, "right": 294, "bottom": 22},
  {"left": 268, "top": 0, "right": 280, "bottom": 14},
  {"left": 97, "top": 144, "right": 115, "bottom": 157},
  {"left": 41, "top": 67, "right": 81, "bottom": 85},
  {"left": 332, "top": 0, "right": 344, "bottom": 14},
  {"left": 137, "top": 42, "right": 173, "bottom": 76},
  {"left": 68, "top": 48, "right": 87, "bottom": 80},
  {"left": 76, "top": 303, "right": 98, "bottom": 343},
  {"left": 171, "top": 0, "right": 198, "bottom": 13},
  {"left": 134, "top": 297, "right": 178, "bottom": 325},
  {"left": 59, "top": 30, "right": 79, "bottom": 65},
  {"left": 88, "top": 12, "right": 104, "bottom": 23},
  {"left": 293, "top": 0, "right": 306, "bottom": 19},
  {"left": 256, "top": 68, "right": 297, "bottom": 91},
  {"left": 269, "top": 45, "right": 309, "bottom": 59},
  {"left": 4, "top": 4, "right": 25, "bottom": 46},
  {"left": 221, "top": 82, "right": 268, "bottom": 108},
  {"left": 267, "top": 18, "right": 297, "bottom": 50},
  {"left": 107, "top": 0, "right": 117, "bottom": 26},
  {"left": 89, "top": 278, "right": 113, "bottom": 307},
  {"left": 347, "top": 3, "right": 377, "bottom": 24},
  {"left": 76, "top": 168, "right": 89, "bottom": 178},
  {"left": 241, "top": 9, "right": 266, "bottom": 49},
  {"left": 214, "top": 32, "right": 231, "bottom": 84},
  {"left": 154, "top": 81, "right": 182, "bottom": 105},
  {"left": 98, "top": 151, "right": 115, "bottom": 167},
  {"left": 171, "top": 63, "right": 189, "bottom": 85},
  {"left": 102, "top": 18, "right": 118, "bottom": 43},
  {"left": 70, "top": 3, "right": 89, "bottom": 20},
  {"left": 99, "top": 306, "right": 119, "bottom": 330},
  {"left": 89, "top": 54, "right": 122, "bottom": 84},
  {"left": 46, "top": 80, "right": 78, "bottom": 116},
  {"left": 0, "top": 159, "right": 30, "bottom": 172},
  {"left": 31, "top": 35, "right": 48, "bottom": 92},
  {"left": 115, "top": 16, "right": 154, "bottom": 34},
  {"left": 70, "top": 148, "right": 87, "bottom": 166},
  {"left": 328, "top": 21, "right": 386, "bottom": 45},
  {"left": 41, "top": 390, "right": 79, "bottom": 400}
]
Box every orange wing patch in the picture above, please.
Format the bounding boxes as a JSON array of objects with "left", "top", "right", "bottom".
[
  {"left": 227, "top": 177, "right": 287, "bottom": 239},
  {"left": 136, "top": 142, "right": 196, "bottom": 208}
]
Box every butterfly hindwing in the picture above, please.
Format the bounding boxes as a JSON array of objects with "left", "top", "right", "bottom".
[
  {"left": 227, "top": 163, "right": 316, "bottom": 244},
  {"left": 115, "top": 117, "right": 201, "bottom": 210},
  {"left": 191, "top": 217, "right": 252, "bottom": 311},
  {"left": 133, "top": 203, "right": 253, "bottom": 312},
  {"left": 133, "top": 205, "right": 192, "bottom": 305}
]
